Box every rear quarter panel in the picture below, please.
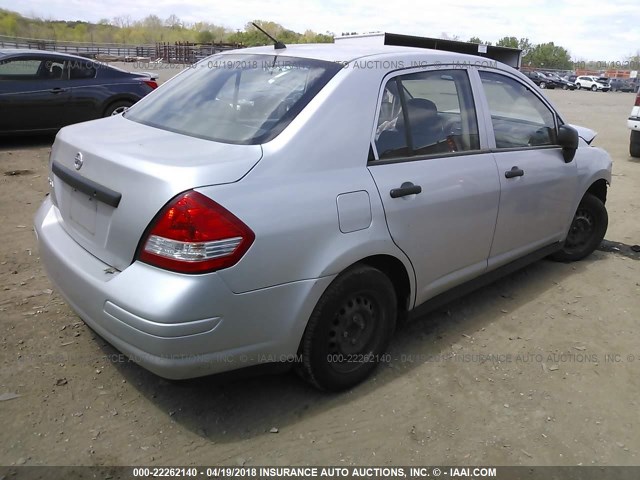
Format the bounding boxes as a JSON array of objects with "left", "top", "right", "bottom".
[{"left": 198, "top": 64, "right": 416, "bottom": 298}]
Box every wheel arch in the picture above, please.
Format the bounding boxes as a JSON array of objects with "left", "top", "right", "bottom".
[
  {"left": 357, "top": 254, "right": 413, "bottom": 319},
  {"left": 102, "top": 95, "right": 138, "bottom": 116},
  {"left": 586, "top": 178, "right": 608, "bottom": 205},
  {"left": 298, "top": 252, "right": 415, "bottom": 354}
]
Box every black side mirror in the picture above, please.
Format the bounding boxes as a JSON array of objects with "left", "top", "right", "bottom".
[{"left": 557, "top": 124, "right": 579, "bottom": 163}]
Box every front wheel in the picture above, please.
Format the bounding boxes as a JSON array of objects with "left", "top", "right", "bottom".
[
  {"left": 539, "top": 82, "right": 546, "bottom": 89},
  {"left": 298, "top": 265, "right": 397, "bottom": 391},
  {"left": 551, "top": 193, "right": 608, "bottom": 262},
  {"left": 591, "top": 85, "right": 598, "bottom": 92}
]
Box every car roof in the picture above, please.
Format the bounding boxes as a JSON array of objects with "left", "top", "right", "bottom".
[
  {"left": 218, "top": 43, "right": 511, "bottom": 68},
  {"left": 0, "top": 48, "right": 93, "bottom": 61}
]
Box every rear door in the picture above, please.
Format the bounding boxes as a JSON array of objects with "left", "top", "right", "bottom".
[
  {"left": 476, "top": 70, "right": 577, "bottom": 268},
  {"left": 368, "top": 67, "right": 500, "bottom": 306},
  {"left": 0, "top": 55, "right": 69, "bottom": 132}
]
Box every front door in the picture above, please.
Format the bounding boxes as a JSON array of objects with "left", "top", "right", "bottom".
[
  {"left": 477, "top": 70, "right": 577, "bottom": 268},
  {"left": 0, "top": 56, "right": 70, "bottom": 132},
  {"left": 368, "top": 67, "right": 500, "bottom": 306}
]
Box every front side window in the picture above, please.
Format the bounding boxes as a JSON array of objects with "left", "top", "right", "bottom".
[
  {"left": 126, "top": 54, "right": 342, "bottom": 145},
  {"left": 479, "top": 71, "right": 556, "bottom": 149},
  {"left": 0, "top": 57, "right": 64, "bottom": 80},
  {"left": 0, "top": 59, "right": 41, "bottom": 78},
  {"left": 374, "top": 69, "right": 480, "bottom": 160}
]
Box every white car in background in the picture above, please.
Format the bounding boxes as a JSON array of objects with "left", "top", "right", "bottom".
[
  {"left": 575, "top": 75, "right": 610, "bottom": 92},
  {"left": 629, "top": 90, "right": 640, "bottom": 157}
]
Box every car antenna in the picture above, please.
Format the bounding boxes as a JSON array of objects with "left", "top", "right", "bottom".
[{"left": 252, "top": 22, "right": 286, "bottom": 50}]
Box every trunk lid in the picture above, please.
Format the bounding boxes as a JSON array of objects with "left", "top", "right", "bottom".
[{"left": 49, "top": 114, "right": 262, "bottom": 271}]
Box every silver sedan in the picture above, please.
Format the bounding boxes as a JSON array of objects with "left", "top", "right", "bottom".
[{"left": 35, "top": 43, "right": 612, "bottom": 391}]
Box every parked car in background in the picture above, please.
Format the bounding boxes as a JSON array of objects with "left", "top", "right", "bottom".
[
  {"left": 610, "top": 78, "right": 635, "bottom": 92},
  {"left": 544, "top": 72, "right": 576, "bottom": 90},
  {"left": 575, "top": 75, "right": 610, "bottom": 92},
  {"left": 564, "top": 74, "right": 578, "bottom": 83},
  {"left": 35, "top": 43, "right": 612, "bottom": 391},
  {"left": 523, "top": 70, "right": 557, "bottom": 89},
  {"left": 629, "top": 90, "right": 640, "bottom": 157},
  {"left": 0, "top": 49, "right": 158, "bottom": 135}
]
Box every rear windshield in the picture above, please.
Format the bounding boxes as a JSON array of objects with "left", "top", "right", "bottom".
[{"left": 125, "top": 54, "right": 342, "bottom": 144}]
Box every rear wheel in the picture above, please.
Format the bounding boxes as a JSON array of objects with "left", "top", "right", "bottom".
[
  {"left": 551, "top": 193, "right": 608, "bottom": 262},
  {"left": 298, "top": 265, "right": 397, "bottom": 391},
  {"left": 576, "top": 83, "right": 581, "bottom": 90},
  {"left": 104, "top": 100, "right": 133, "bottom": 117},
  {"left": 631, "top": 130, "right": 640, "bottom": 158}
]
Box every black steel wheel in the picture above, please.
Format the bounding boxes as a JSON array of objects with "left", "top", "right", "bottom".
[
  {"left": 551, "top": 193, "right": 608, "bottom": 262},
  {"left": 298, "top": 264, "right": 396, "bottom": 391}
]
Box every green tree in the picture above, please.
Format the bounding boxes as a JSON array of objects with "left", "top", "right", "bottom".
[
  {"left": 524, "top": 42, "right": 572, "bottom": 69},
  {"left": 496, "top": 36, "right": 533, "bottom": 58},
  {"left": 0, "top": 11, "right": 18, "bottom": 36},
  {"left": 468, "top": 36, "right": 492, "bottom": 46},
  {"left": 496, "top": 36, "right": 518, "bottom": 48},
  {"left": 0, "top": 8, "right": 333, "bottom": 47}
]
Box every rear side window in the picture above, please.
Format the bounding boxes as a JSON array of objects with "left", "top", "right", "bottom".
[
  {"left": 126, "top": 54, "right": 342, "bottom": 145},
  {"left": 479, "top": 71, "right": 556, "bottom": 149},
  {"left": 68, "top": 61, "right": 96, "bottom": 80},
  {"left": 375, "top": 69, "right": 480, "bottom": 160}
]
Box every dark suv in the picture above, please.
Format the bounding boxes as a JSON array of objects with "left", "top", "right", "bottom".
[
  {"left": 610, "top": 78, "right": 635, "bottom": 92},
  {"left": 523, "top": 71, "right": 557, "bottom": 89}
]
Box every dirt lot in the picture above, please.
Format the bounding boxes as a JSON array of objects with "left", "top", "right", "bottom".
[{"left": 1, "top": 87, "right": 639, "bottom": 468}]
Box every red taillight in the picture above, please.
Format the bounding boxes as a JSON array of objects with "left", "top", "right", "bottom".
[
  {"left": 144, "top": 80, "right": 158, "bottom": 89},
  {"left": 137, "top": 191, "right": 255, "bottom": 274},
  {"left": 635, "top": 93, "right": 640, "bottom": 107}
]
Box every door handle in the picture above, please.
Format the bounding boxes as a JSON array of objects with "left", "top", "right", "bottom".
[
  {"left": 390, "top": 182, "right": 422, "bottom": 198},
  {"left": 49, "top": 88, "right": 68, "bottom": 94},
  {"left": 505, "top": 166, "right": 524, "bottom": 178}
]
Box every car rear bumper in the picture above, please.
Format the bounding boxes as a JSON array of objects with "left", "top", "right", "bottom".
[
  {"left": 34, "top": 197, "right": 333, "bottom": 379},
  {"left": 628, "top": 117, "right": 640, "bottom": 131}
]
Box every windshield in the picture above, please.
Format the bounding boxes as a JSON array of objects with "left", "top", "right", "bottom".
[{"left": 126, "top": 54, "right": 342, "bottom": 144}]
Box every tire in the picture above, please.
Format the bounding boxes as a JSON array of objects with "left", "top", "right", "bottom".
[
  {"left": 631, "top": 130, "right": 640, "bottom": 158},
  {"left": 298, "top": 264, "right": 397, "bottom": 391},
  {"left": 591, "top": 85, "right": 597, "bottom": 92},
  {"left": 539, "top": 82, "right": 546, "bottom": 89},
  {"left": 562, "top": 84, "right": 568, "bottom": 90},
  {"left": 576, "top": 83, "right": 581, "bottom": 90},
  {"left": 551, "top": 193, "right": 608, "bottom": 262},
  {"left": 104, "top": 100, "right": 133, "bottom": 117}
]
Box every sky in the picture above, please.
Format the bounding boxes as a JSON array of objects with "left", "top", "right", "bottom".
[{"left": 2, "top": 0, "right": 638, "bottom": 62}]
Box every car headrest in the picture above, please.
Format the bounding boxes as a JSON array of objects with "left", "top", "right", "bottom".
[
  {"left": 397, "top": 98, "right": 438, "bottom": 130},
  {"left": 51, "top": 65, "right": 63, "bottom": 79}
]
